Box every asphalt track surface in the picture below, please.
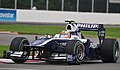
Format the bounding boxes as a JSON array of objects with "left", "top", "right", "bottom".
[
  {"left": 0, "top": 34, "right": 39, "bottom": 45},
  {"left": 0, "top": 34, "right": 120, "bottom": 70}
]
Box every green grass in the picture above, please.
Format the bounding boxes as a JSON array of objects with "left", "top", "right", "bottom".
[
  {"left": 105, "top": 27, "right": 120, "bottom": 38},
  {"left": 0, "top": 24, "right": 120, "bottom": 38},
  {"left": 0, "top": 45, "right": 9, "bottom": 57},
  {"left": 82, "top": 27, "right": 120, "bottom": 38},
  {"left": 0, "top": 24, "right": 65, "bottom": 35},
  {"left": 78, "top": 27, "right": 120, "bottom": 38}
]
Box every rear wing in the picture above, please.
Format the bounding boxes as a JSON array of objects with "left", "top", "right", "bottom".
[{"left": 65, "top": 20, "right": 105, "bottom": 45}]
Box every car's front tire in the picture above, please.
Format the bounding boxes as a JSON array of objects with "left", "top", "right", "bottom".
[
  {"left": 10, "top": 37, "right": 30, "bottom": 63},
  {"left": 66, "top": 40, "right": 85, "bottom": 65}
]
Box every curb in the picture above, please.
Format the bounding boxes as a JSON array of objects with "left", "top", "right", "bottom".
[
  {"left": 26, "top": 60, "right": 41, "bottom": 62},
  {"left": 0, "top": 31, "right": 18, "bottom": 34},
  {"left": 0, "top": 59, "right": 41, "bottom": 63},
  {"left": 0, "top": 59, "right": 13, "bottom": 63}
]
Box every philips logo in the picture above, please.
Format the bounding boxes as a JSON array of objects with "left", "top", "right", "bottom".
[
  {"left": 0, "top": 13, "right": 14, "bottom": 18},
  {"left": 77, "top": 23, "right": 99, "bottom": 29},
  {"left": 66, "top": 23, "right": 102, "bottom": 31}
]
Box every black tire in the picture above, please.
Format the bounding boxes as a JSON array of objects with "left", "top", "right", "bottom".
[
  {"left": 66, "top": 40, "right": 85, "bottom": 64},
  {"left": 100, "top": 38, "right": 119, "bottom": 63},
  {"left": 10, "top": 37, "right": 30, "bottom": 63}
]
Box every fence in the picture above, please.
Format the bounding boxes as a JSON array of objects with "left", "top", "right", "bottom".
[{"left": 0, "top": 0, "right": 120, "bottom": 13}]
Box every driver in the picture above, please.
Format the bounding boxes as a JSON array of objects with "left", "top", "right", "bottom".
[{"left": 60, "top": 30, "right": 71, "bottom": 38}]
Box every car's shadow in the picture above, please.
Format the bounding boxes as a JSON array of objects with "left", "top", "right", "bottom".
[
  {"left": 5, "top": 60, "right": 105, "bottom": 66},
  {"left": 5, "top": 59, "right": 120, "bottom": 66}
]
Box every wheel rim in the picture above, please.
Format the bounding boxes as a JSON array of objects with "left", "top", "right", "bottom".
[
  {"left": 19, "top": 39, "right": 27, "bottom": 51},
  {"left": 114, "top": 41, "right": 119, "bottom": 60},
  {"left": 19, "top": 39, "right": 30, "bottom": 58},
  {"left": 76, "top": 44, "right": 84, "bottom": 61}
]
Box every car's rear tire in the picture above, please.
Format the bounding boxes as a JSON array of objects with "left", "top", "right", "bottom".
[
  {"left": 66, "top": 40, "right": 85, "bottom": 65},
  {"left": 10, "top": 37, "right": 30, "bottom": 63},
  {"left": 100, "top": 38, "right": 119, "bottom": 63}
]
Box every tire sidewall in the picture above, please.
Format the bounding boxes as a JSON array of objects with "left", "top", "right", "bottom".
[
  {"left": 74, "top": 41, "right": 85, "bottom": 64},
  {"left": 113, "top": 41, "right": 119, "bottom": 62}
]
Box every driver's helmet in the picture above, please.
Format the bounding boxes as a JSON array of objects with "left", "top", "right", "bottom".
[{"left": 60, "top": 30, "right": 70, "bottom": 38}]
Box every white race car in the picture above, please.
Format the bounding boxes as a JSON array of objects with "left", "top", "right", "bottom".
[{"left": 4, "top": 20, "right": 119, "bottom": 64}]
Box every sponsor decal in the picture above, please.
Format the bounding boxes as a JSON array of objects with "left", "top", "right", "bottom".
[
  {"left": 74, "top": 23, "right": 99, "bottom": 29},
  {"left": 0, "top": 10, "right": 16, "bottom": 21},
  {"left": 67, "top": 55, "right": 75, "bottom": 61},
  {"left": 66, "top": 23, "right": 100, "bottom": 31},
  {"left": 76, "top": 23, "right": 99, "bottom": 29}
]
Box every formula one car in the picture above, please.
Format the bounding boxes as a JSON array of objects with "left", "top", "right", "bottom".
[{"left": 3, "top": 20, "right": 119, "bottom": 64}]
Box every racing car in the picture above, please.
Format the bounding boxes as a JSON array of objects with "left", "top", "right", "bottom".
[{"left": 3, "top": 20, "right": 119, "bottom": 64}]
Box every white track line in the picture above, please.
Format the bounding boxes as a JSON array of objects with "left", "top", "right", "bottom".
[{"left": 0, "top": 68, "right": 36, "bottom": 70}]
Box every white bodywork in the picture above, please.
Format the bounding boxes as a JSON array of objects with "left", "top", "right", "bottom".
[{"left": 35, "top": 34, "right": 87, "bottom": 46}]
